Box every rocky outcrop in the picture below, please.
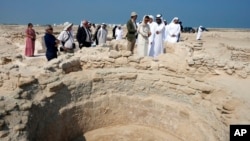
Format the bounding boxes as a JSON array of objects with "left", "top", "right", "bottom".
[{"left": 0, "top": 27, "right": 249, "bottom": 141}]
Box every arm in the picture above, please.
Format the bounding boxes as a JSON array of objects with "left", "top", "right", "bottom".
[
  {"left": 97, "top": 29, "right": 101, "bottom": 39},
  {"left": 127, "top": 20, "right": 137, "bottom": 33},
  {"left": 115, "top": 29, "right": 118, "bottom": 37},
  {"left": 76, "top": 27, "right": 81, "bottom": 42},
  {"left": 176, "top": 24, "right": 181, "bottom": 35},
  {"left": 76, "top": 27, "right": 86, "bottom": 43},
  {"left": 138, "top": 25, "right": 148, "bottom": 37},
  {"left": 44, "top": 34, "right": 57, "bottom": 48},
  {"left": 168, "top": 24, "right": 180, "bottom": 37},
  {"left": 156, "top": 23, "right": 165, "bottom": 34},
  {"left": 26, "top": 29, "right": 35, "bottom": 39}
]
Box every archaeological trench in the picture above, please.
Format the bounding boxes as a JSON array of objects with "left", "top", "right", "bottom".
[{"left": 0, "top": 27, "right": 250, "bottom": 141}]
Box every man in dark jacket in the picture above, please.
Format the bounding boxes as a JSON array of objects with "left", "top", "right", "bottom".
[
  {"left": 44, "top": 25, "right": 60, "bottom": 61},
  {"left": 76, "top": 20, "right": 92, "bottom": 49},
  {"left": 126, "top": 12, "right": 138, "bottom": 54}
]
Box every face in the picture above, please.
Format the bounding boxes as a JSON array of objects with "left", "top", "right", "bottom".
[
  {"left": 156, "top": 18, "right": 162, "bottom": 24},
  {"left": 144, "top": 18, "right": 150, "bottom": 23},
  {"left": 83, "top": 21, "right": 88, "bottom": 27},
  {"left": 68, "top": 26, "right": 72, "bottom": 31},
  {"left": 174, "top": 19, "right": 179, "bottom": 24},
  {"left": 132, "top": 15, "right": 137, "bottom": 21},
  {"left": 29, "top": 24, "right": 33, "bottom": 28},
  {"left": 47, "top": 27, "right": 53, "bottom": 34},
  {"left": 149, "top": 18, "right": 153, "bottom": 23}
]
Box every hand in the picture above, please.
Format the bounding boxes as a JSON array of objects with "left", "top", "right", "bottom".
[
  {"left": 148, "top": 32, "right": 151, "bottom": 37},
  {"left": 55, "top": 40, "right": 60, "bottom": 44},
  {"left": 156, "top": 31, "right": 160, "bottom": 34},
  {"left": 171, "top": 34, "right": 176, "bottom": 37},
  {"left": 64, "top": 47, "right": 68, "bottom": 51}
]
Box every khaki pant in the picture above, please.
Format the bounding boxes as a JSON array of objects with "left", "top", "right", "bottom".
[{"left": 127, "top": 39, "right": 136, "bottom": 54}]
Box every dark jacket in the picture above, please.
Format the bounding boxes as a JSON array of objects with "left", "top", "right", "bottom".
[
  {"left": 44, "top": 33, "right": 58, "bottom": 61},
  {"left": 126, "top": 19, "right": 137, "bottom": 41},
  {"left": 76, "top": 26, "right": 92, "bottom": 44}
]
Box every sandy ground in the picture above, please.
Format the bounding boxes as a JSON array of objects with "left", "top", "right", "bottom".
[{"left": 0, "top": 25, "right": 250, "bottom": 140}]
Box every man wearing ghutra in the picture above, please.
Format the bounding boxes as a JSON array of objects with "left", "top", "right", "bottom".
[
  {"left": 97, "top": 23, "right": 108, "bottom": 45},
  {"left": 150, "top": 14, "right": 165, "bottom": 57},
  {"left": 166, "top": 17, "right": 181, "bottom": 43}
]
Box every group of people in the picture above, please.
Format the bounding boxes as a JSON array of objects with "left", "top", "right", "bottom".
[
  {"left": 126, "top": 12, "right": 182, "bottom": 58},
  {"left": 24, "top": 11, "right": 206, "bottom": 61},
  {"left": 77, "top": 20, "right": 110, "bottom": 47},
  {"left": 43, "top": 23, "right": 75, "bottom": 61},
  {"left": 24, "top": 22, "right": 75, "bottom": 61},
  {"left": 24, "top": 20, "right": 110, "bottom": 61}
]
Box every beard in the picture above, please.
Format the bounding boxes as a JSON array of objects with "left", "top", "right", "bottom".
[{"left": 156, "top": 20, "right": 162, "bottom": 24}]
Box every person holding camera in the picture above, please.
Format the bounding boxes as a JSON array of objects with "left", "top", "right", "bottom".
[{"left": 58, "top": 22, "right": 75, "bottom": 53}]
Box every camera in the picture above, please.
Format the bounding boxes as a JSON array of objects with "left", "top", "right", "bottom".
[
  {"left": 72, "top": 43, "right": 76, "bottom": 49},
  {"left": 60, "top": 47, "right": 64, "bottom": 52}
]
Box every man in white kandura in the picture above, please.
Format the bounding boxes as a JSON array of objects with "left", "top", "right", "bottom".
[
  {"left": 97, "top": 23, "right": 108, "bottom": 45},
  {"left": 196, "top": 25, "right": 208, "bottom": 40},
  {"left": 164, "top": 20, "right": 169, "bottom": 42},
  {"left": 115, "top": 25, "right": 123, "bottom": 40},
  {"left": 166, "top": 17, "right": 181, "bottom": 43},
  {"left": 137, "top": 15, "right": 151, "bottom": 57},
  {"left": 148, "top": 15, "right": 157, "bottom": 57},
  {"left": 150, "top": 14, "right": 165, "bottom": 57}
]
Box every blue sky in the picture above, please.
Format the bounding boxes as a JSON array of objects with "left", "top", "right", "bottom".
[{"left": 1, "top": 0, "right": 250, "bottom": 28}]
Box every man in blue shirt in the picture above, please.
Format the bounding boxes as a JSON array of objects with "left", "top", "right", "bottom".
[{"left": 44, "top": 25, "right": 60, "bottom": 61}]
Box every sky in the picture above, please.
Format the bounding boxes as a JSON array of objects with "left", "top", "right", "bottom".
[{"left": 1, "top": 0, "right": 250, "bottom": 28}]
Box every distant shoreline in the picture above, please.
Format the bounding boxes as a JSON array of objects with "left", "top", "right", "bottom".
[
  {"left": 206, "top": 28, "right": 250, "bottom": 32},
  {"left": 1, "top": 24, "right": 250, "bottom": 32}
]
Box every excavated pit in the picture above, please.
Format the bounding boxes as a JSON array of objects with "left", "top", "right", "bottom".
[
  {"left": 2, "top": 26, "right": 250, "bottom": 141},
  {"left": 25, "top": 70, "right": 227, "bottom": 141}
]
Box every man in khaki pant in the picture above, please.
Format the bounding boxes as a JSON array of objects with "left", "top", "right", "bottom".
[{"left": 126, "top": 12, "right": 138, "bottom": 54}]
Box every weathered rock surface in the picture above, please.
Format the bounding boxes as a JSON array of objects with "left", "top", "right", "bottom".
[{"left": 0, "top": 25, "right": 250, "bottom": 141}]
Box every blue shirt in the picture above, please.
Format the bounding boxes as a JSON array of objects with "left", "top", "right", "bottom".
[{"left": 44, "top": 33, "right": 58, "bottom": 61}]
